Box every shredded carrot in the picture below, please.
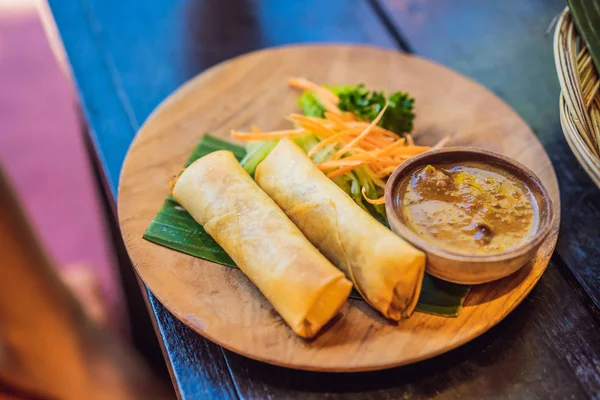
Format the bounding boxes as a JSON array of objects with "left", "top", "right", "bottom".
[
  {"left": 308, "top": 129, "right": 357, "bottom": 157},
  {"left": 373, "top": 138, "right": 407, "bottom": 156},
  {"left": 320, "top": 97, "right": 343, "bottom": 115},
  {"left": 331, "top": 102, "right": 389, "bottom": 160},
  {"left": 324, "top": 112, "right": 350, "bottom": 130},
  {"left": 340, "top": 112, "right": 358, "bottom": 121},
  {"left": 288, "top": 77, "right": 339, "bottom": 103},
  {"left": 392, "top": 145, "right": 431, "bottom": 155},
  {"left": 333, "top": 152, "right": 379, "bottom": 162},
  {"left": 326, "top": 164, "right": 363, "bottom": 179},
  {"left": 231, "top": 128, "right": 306, "bottom": 140},
  {"left": 361, "top": 187, "right": 385, "bottom": 205},
  {"left": 233, "top": 77, "right": 452, "bottom": 189},
  {"left": 318, "top": 159, "right": 365, "bottom": 170},
  {"left": 346, "top": 122, "right": 402, "bottom": 140},
  {"left": 287, "top": 77, "right": 342, "bottom": 114},
  {"left": 288, "top": 114, "right": 338, "bottom": 138}
]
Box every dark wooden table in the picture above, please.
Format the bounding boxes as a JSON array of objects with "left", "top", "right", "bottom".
[{"left": 47, "top": 0, "right": 600, "bottom": 398}]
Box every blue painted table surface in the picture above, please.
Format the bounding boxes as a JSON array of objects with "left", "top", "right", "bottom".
[{"left": 47, "top": 1, "right": 600, "bottom": 398}]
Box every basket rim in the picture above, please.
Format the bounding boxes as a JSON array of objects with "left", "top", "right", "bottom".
[{"left": 553, "top": 6, "right": 600, "bottom": 188}]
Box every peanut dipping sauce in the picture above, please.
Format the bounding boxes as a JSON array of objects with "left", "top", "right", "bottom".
[{"left": 395, "top": 162, "right": 539, "bottom": 256}]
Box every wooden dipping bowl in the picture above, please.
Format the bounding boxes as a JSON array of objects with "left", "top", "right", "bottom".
[{"left": 384, "top": 147, "right": 554, "bottom": 285}]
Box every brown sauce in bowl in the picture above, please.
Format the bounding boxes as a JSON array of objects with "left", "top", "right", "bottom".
[{"left": 395, "top": 162, "right": 539, "bottom": 256}]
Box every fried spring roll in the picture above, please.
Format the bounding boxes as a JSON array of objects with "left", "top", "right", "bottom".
[
  {"left": 255, "top": 139, "right": 425, "bottom": 320},
  {"left": 172, "top": 150, "right": 352, "bottom": 338}
]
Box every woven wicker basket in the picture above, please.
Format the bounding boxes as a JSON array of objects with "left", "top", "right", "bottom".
[{"left": 554, "top": 7, "right": 600, "bottom": 188}]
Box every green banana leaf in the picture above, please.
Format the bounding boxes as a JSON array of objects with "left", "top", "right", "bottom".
[
  {"left": 569, "top": 0, "right": 600, "bottom": 72},
  {"left": 144, "top": 134, "right": 470, "bottom": 317}
]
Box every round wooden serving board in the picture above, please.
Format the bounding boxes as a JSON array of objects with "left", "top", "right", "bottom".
[{"left": 118, "top": 45, "right": 560, "bottom": 372}]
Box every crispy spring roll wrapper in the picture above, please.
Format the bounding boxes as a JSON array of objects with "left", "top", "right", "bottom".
[
  {"left": 255, "top": 139, "right": 425, "bottom": 320},
  {"left": 171, "top": 150, "right": 352, "bottom": 338}
]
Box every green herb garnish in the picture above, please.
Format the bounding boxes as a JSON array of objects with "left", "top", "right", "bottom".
[{"left": 297, "top": 84, "right": 415, "bottom": 135}]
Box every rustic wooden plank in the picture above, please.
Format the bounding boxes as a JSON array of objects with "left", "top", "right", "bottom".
[
  {"left": 76, "top": 0, "right": 396, "bottom": 128},
  {"left": 551, "top": 143, "right": 600, "bottom": 307},
  {"left": 46, "top": 0, "right": 136, "bottom": 198},
  {"left": 374, "top": 0, "right": 600, "bottom": 309},
  {"left": 149, "top": 297, "right": 239, "bottom": 399}
]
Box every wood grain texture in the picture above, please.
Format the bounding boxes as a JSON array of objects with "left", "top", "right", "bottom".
[
  {"left": 118, "top": 45, "right": 560, "bottom": 371},
  {"left": 148, "top": 296, "right": 238, "bottom": 400},
  {"left": 375, "top": 0, "right": 600, "bottom": 310}
]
